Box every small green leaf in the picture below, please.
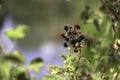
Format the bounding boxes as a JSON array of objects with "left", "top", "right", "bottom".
[
  {"left": 29, "top": 58, "right": 44, "bottom": 72},
  {"left": 5, "top": 24, "right": 28, "bottom": 40}
]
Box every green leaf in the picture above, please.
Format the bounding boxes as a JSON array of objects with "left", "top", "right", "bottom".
[
  {"left": 29, "top": 58, "right": 44, "bottom": 72},
  {"left": 5, "top": 28, "right": 15, "bottom": 40},
  {"left": 3, "top": 50, "right": 25, "bottom": 64},
  {"left": 5, "top": 24, "right": 28, "bottom": 40}
]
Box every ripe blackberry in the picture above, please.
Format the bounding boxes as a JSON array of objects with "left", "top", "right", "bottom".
[
  {"left": 74, "top": 24, "right": 80, "bottom": 30},
  {"left": 77, "top": 35, "right": 84, "bottom": 42},
  {"left": 63, "top": 42, "right": 68, "bottom": 47},
  {"left": 64, "top": 26, "right": 68, "bottom": 31},
  {"left": 72, "top": 31, "right": 77, "bottom": 35},
  {"left": 71, "top": 39, "right": 76, "bottom": 44}
]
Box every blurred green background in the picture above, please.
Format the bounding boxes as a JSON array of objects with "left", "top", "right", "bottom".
[
  {"left": 1, "top": 0, "right": 100, "bottom": 48},
  {"left": 1, "top": 0, "right": 120, "bottom": 80}
]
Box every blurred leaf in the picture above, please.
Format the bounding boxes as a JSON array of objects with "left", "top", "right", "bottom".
[
  {"left": 5, "top": 24, "right": 28, "bottom": 40},
  {"left": 50, "top": 65, "right": 60, "bottom": 74},
  {"left": 42, "top": 74, "right": 62, "bottom": 80},
  {"left": 10, "top": 66, "right": 30, "bottom": 80},
  {"left": 29, "top": 57, "right": 44, "bottom": 72},
  {"left": 3, "top": 50, "right": 25, "bottom": 64}
]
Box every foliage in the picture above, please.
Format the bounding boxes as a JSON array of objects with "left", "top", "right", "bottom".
[
  {"left": 42, "top": 0, "right": 120, "bottom": 80},
  {"left": 0, "top": 25, "right": 44, "bottom": 80},
  {"left": 0, "top": 0, "right": 120, "bottom": 80}
]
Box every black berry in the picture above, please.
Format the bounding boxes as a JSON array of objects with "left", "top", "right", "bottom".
[
  {"left": 77, "top": 35, "right": 84, "bottom": 42},
  {"left": 64, "top": 26, "right": 68, "bottom": 31},
  {"left": 63, "top": 42, "right": 68, "bottom": 47},
  {"left": 71, "top": 39, "right": 76, "bottom": 44},
  {"left": 72, "top": 31, "right": 77, "bottom": 35}
]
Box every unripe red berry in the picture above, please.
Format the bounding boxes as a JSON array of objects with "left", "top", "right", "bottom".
[
  {"left": 60, "top": 32, "right": 66, "bottom": 38},
  {"left": 60, "top": 32, "right": 64, "bottom": 36}
]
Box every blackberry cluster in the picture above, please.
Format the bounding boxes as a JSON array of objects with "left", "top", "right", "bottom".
[{"left": 60, "top": 24, "right": 84, "bottom": 53}]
